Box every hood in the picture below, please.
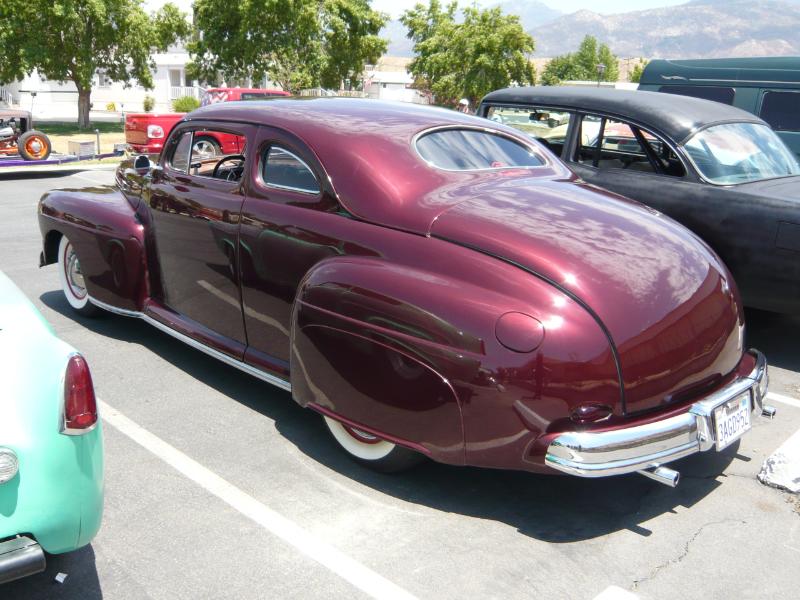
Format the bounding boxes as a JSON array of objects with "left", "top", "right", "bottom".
[{"left": 430, "top": 177, "right": 744, "bottom": 414}]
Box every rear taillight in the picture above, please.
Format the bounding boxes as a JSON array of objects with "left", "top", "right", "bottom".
[
  {"left": 146, "top": 124, "right": 164, "bottom": 139},
  {"left": 62, "top": 354, "right": 98, "bottom": 434}
]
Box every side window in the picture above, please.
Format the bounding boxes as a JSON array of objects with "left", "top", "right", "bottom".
[
  {"left": 188, "top": 129, "right": 246, "bottom": 180},
  {"left": 574, "top": 115, "right": 686, "bottom": 177},
  {"left": 262, "top": 147, "right": 320, "bottom": 194},
  {"left": 168, "top": 131, "right": 193, "bottom": 173},
  {"left": 485, "top": 105, "right": 571, "bottom": 155},
  {"left": 759, "top": 91, "right": 800, "bottom": 132},
  {"left": 658, "top": 85, "right": 735, "bottom": 105}
]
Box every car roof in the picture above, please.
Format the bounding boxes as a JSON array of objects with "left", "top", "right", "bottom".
[
  {"left": 480, "top": 86, "right": 765, "bottom": 143},
  {"left": 184, "top": 97, "right": 570, "bottom": 234},
  {"left": 640, "top": 57, "right": 800, "bottom": 89}
]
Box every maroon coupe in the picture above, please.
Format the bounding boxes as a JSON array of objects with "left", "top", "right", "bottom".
[{"left": 37, "top": 98, "right": 773, "bottom": 486}]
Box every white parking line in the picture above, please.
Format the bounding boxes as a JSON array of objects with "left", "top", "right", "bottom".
[
  {"left": 99, "top": 400, "right": 419, "bottom": 600},
  {"left": 593, "top": 585, "right": 639, "bottom": 600},
  {"left": 766, "top": 392, "right": 800, "bottom": 409}
]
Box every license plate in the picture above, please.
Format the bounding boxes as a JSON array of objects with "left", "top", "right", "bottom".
[{"left": 714, "top": 392, "right": 752, "bottom": 450}]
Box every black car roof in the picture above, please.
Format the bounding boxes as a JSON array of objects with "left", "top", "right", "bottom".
[{"left": 480, "top": 86, "right": 765, "bottom": 143}]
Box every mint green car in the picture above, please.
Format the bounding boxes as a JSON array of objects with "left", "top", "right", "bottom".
[{"left": 0, "top": 271, "right": 103, "bottom": 584}]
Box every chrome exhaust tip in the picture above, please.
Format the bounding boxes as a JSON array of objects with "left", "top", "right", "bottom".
[
  {"left": 762, "top": 405, "right": 777, "bottom": 418},
  {"left": 637, "top": 465, "right": 680, "bottom": 487}
]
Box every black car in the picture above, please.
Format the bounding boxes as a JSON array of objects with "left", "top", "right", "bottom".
[{"left": 479, "top": 86, "right": 800, "bottom": 315}]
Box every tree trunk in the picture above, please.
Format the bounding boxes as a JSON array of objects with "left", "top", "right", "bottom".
[{"left": 77, "top": 87, "right": 92, "bottom": 129}]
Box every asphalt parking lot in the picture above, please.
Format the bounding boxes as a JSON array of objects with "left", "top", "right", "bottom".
[{"left": 2, "top": 169, "right": 799, "bottom": 600}]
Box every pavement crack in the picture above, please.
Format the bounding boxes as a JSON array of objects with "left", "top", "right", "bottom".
[{"left": 631, "top": 519, "right": 746, "bottom": 590}]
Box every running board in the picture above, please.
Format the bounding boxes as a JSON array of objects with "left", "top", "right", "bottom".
[{"left": 88, "top": 296, "right": 292, "bottom": 392}]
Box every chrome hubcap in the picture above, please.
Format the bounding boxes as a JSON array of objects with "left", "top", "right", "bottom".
[
  {"left": 193, "top": 141, "right": 216, "bottom": 158},
  {"left": 65, "top": 244, "right": 86, "bottom": 298}
]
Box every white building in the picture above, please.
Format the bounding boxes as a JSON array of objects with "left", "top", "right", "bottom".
[
  {"left": 362, "top": 57, "right": 430, "bottom": 105},
  {"left": 0, "top": 46, "right": 201, "bottom": 120}
]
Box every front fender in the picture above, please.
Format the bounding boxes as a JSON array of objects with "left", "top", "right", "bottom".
[{"left": 38, "top": 186, "right": 148, "bottom": 311}]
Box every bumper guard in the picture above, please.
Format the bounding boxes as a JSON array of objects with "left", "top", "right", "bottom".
[{"left": 545, "top": 350, "right": 771, "bottom": 482}]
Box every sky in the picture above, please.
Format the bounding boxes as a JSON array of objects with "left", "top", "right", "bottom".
[{"left": 147, "top": 0, "right": 690, "bottom": 20}]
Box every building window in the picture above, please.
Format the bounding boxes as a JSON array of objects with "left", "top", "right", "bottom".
[{"left": 96, "top": 70, "right": 111, "bottom": 88}]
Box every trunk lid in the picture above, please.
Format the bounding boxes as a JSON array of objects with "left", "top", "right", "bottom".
[{"left": 430, "top": 176, "right": 743, "bottom": 414}]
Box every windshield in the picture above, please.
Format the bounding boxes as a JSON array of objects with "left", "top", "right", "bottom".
[{"left": 684, "top": 122, "right": 800, "bottom": 185}]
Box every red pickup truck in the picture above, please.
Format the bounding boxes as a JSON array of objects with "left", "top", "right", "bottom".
[{"left": 125, "top": 87, "right": 290, "bottom": 155}]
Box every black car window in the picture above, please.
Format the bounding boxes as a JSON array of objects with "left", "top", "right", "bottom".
[
  {"left": 658, "top": 85, "right": 735, "bottom": 105},
  {"left": 484, "top": 105, "right": 571, "bottom": 156},
  {"left": 574, "top": 115, "right": 686, "bottom": 177},
  {"left": 759, "top": 91, "right": 800, "bottom": 132},
  {"left": 168, "top": 131, "right": 193, "bottom": 173},
  {"left": 416, "top": 128, "right": 544, "bottom": 171},
  {"left": 263, "top": 147, "right": 320, "bottom": 194}
]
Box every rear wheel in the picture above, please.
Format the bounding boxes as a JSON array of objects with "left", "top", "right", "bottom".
[
  {"left": 58, "top": 236, "right": 100, "bottom": 317},
  {"left": 322, "top": 416, "right": 424, "bottom": 473},
  {"left": 18, "top": 130, "right": 52, "bottom": 160}
]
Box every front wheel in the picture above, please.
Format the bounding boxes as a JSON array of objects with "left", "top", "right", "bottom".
[
  {"left": 18, "top": 130, "right": 52, "bottom": 160},
  {"left": 57, "top": 236, "right": 100, "bottom": 317},
  {"left": 323, "top": 416, "right": 424, "bottom": 473}
]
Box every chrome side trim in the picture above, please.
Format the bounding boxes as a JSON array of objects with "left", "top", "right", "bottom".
[
  {"left": 141, "top": 315, "right": 292, "bottom": 392},
  {"left": 88, "top": 297, "right": 141, "bottom": 317},
  {"left": 87, "top": 296, "right": 292, "bottom": 392},
  {"left": 545, "top": 350, "right": 769, "bottom": 478}
]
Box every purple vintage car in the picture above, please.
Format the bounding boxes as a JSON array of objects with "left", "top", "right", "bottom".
[{"left": 37, "top": 98, "right": 773, "bottom": 486}]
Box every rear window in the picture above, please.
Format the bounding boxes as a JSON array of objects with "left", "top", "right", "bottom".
[
  {"left": 759, "top": 91, "right": 800, "bottom": 132},
  {"left": 415, "top": 128, "right": 544, "bottom": 171},
  {"left": 659, "top": 85, "right": 735, "bottom": 105}
]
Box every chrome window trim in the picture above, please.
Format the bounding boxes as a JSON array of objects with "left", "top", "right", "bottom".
[
  {"left": 87, "top": 297, "right": 292, "bottom": 392},
  {"left": 262, "top": 146, "right": 321, "bottom": 195},
  {"left": 411, "top": 124, "right": 550, "bottom": 173}
]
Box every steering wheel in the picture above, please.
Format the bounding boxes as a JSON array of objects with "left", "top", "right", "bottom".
[{"left": 212, "top": 154, "right": 246, "bottom": 180}]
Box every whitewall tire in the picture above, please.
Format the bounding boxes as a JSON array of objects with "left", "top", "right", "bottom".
[
  {"left": 58, "top": 235, "right": 100, "bottom": 317},
  {"left": 323, "top": 416, "right": 424, "bottom": 472}
]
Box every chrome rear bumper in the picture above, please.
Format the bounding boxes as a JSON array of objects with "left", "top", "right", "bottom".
[
  {"left": 545, "top": 350, "right": 770, "bottom": 479},
  {"left": 0, "top": 536, "right": 46, "bottom": 584}
]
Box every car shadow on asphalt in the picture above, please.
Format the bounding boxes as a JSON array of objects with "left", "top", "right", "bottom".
[
  {"left": 1, "top": 545, "right": 101, "bottom": 600},
  {"left": 744, "top": 307, "right": 800, "bottom": 372},
  {"left": 41, "top": 291, "right": 743, "bottom": 544}
]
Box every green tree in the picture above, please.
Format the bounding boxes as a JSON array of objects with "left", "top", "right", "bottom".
[
  {"left": 540, "top": 35, "right": 619, "bottom": 85},
  {"left": 629, "top": 59, "right": 649, "bottom": 83},
  {"left": 401, "top": 1, "right": 535, "bottom": 107},
  {"left": 188, "top": 0, "right": 387, "bottom": 94},
  {"left": 0, "top": 0, "right": 190, "bottom": 128}
]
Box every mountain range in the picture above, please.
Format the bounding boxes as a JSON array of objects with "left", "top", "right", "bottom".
[{"left": 382, "top": 0, "right": 800, "bottom": 59}]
